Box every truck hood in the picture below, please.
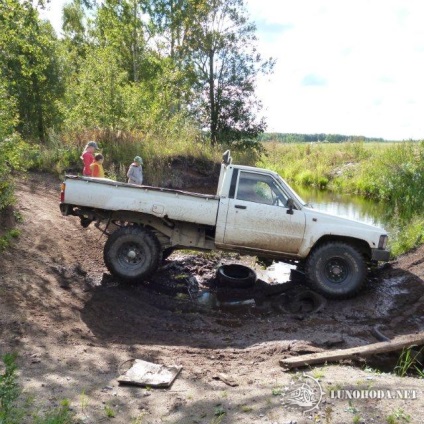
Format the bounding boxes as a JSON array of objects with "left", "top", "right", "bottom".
[{"left": 300, "top": 206, "right": 387, "bottom": 253}]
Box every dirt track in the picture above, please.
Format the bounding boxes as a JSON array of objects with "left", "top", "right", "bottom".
[{"left": 0, "top": 172, "right": 423, "bottom": 423}]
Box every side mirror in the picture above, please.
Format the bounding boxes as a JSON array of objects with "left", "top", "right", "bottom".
[{"left": 286, "top": 198, "right": 294, "bottom": 215}]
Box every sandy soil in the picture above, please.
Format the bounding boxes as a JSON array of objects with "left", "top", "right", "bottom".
[{"left": 0, "top": 172, "right": 423, "bottom": 424}]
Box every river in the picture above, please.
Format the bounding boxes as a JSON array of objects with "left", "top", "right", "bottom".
[{"left": 291, "top": 184, "right": 391, "bottom": 230}]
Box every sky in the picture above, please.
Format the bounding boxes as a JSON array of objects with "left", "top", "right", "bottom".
[{"left": 41, "top": 0, "right": 424, "bottom": 140}]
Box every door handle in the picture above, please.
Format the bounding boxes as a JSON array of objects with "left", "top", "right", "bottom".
[{"left": 235, "top": 205, "right": 247, "bottom": 209}]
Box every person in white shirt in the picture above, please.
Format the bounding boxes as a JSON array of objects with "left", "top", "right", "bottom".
[{"left": 127, "top": 156, "right": 143, "bottom": 185}]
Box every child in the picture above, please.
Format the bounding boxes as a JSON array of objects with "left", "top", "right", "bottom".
[
  {"left": 81, "top": 141, "right": 99, "bottom": 176},
  {"left": 90, "top": 153, "right": 105, "bottom": 178},
  {"left": 127, "top": 156, "right": 143, "bottom": 185}
]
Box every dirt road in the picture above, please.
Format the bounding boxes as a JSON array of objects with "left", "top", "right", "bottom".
[{"left": 0, "top": 172, "right": 423, "bottom": 423}]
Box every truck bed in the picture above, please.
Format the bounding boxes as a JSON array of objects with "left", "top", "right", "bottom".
[{"left": 62, "top": 176, "right": 220, "bottom": 226}]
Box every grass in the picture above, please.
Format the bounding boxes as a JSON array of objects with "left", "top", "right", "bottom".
[
  {"left": 353, "top": 415, "right": 361, "bottom": 424},
  {"left": 271, "top": 387, "right": 283, "bottom": 396},
  {"left": 104, "top": 403, "right": 116, "bottom": 418},
  {"left": 0, "top": 353, "right": 75, "bottom": 424},
  {"left": 344, "top": 400, "right": 359, "bottom": 414},
  {"left": 386, "top": 408, "right": 411, "bottom": 423},
  {"left": 311, "top": 367, "right": 326, "bottom": 379},
  {"left": 209, "top": 405, "right": 226, "bottom": 424},
  {"left": 0, "top": 228, "right": 20, "bottom": 252},
  {"left": 31, "top": 127, "right": 227, "bottom": 186},
  {"left": 260, "top": 140, "right": 424, "bottom": 203},
  {"left": 394, "top": 347, "right": 424, "bottom": 378}
]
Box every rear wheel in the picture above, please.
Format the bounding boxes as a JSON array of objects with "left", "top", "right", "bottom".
[
  {"left": 305, "top": 242, "right": 367, "bottom": 299},
  {"left": 104, "top": 226, "right": 161, "bottom": 282}
]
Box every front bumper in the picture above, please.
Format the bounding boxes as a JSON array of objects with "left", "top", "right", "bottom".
[{"left": 371, "top": 248, "right": 390, "bottom": 262}]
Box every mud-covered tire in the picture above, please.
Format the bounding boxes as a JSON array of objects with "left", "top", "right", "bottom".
[
  {"left": 305, "top": 242, "right": 367, "bottom": 299},
  {"left": 104, "top": 226, "right": 161, "bottom": 282},
  {"left": 216, "top": 264, "right": 257, "bottom": 288}
]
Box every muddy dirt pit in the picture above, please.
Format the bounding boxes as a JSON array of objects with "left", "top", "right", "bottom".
[{"left": 74, "top": 251, "right": 424, "bottom": 352}]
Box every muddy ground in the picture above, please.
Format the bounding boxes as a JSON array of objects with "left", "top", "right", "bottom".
[{"left": 0, "top": 172, "right": 423, "bottom": 424}]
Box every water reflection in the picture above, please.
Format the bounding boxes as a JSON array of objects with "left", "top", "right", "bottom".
[{"left": 292, "top": 184, "right": 389, "bottom": 229}]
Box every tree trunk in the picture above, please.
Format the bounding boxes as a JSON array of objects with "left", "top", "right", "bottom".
[
  {"left": 32, "top": 74, "right": 45, "bottom": 143},
  {"left": 279, "top": 332, "right": 424, "bottom": 369},
  {"left": 209, "top": 48, "right": 217, "bottom": 145},
  {"left": 132, "top": 1, "right": 138, "bottom": 82}
]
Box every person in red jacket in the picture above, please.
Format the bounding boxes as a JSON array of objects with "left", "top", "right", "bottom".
[{"left": 81, "top": 141, "right": 99, "bottom": 176}]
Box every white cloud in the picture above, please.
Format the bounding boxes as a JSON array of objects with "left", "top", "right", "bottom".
[{"left": 247, "top": 0, "right": 424, "bottom": 139}]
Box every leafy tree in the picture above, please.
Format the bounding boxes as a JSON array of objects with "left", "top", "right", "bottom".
[
  {"left": 95, "top": 0, "right": 148, "bottom": 83},
  {"left": 0, "top": 77, "right": 32, "bottom": 211},
  {"left": 148, "top": 0, "right": 274, "bottom": 145},
  {"left": 63, "top": 46, "right": 128, "bottom": 130},
  {"left": 183, "top": 0, "right": 275, "bottom": 144},
  {"left": 62, "top": 0, "right": 89, "bottom": 50},
  {"left": 0, "top": 0, "right": 63, "bottom": 142}
]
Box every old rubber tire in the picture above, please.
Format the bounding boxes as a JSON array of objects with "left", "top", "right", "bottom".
[
  {"left": 216, "top": 264, "right": 257, "bottom": 288},
  {"left": 104, "top": 226, "right": 161, "bottom": 282},
  {"left": 305, "top": 242, "right": 366, "bottom": 299}
]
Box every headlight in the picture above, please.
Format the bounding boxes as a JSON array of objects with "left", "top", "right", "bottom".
[{"left": 378, "top": 235, "right": 388, "bottom": 249}]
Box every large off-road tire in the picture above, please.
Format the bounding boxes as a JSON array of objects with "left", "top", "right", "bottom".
[
  {"left": 305, "top": 242, "right": 367, "bottom": 299},
  {"left": 103, "top": 226, "right": 161, "bottom": 282}
]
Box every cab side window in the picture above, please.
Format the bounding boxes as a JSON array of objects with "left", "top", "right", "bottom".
[{"left": 236, "top": 172, "right": 288, "bottom": 206}]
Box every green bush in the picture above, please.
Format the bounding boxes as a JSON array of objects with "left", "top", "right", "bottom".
[{"left": 0, "top": 353, "right": 21, "bottom": 423}]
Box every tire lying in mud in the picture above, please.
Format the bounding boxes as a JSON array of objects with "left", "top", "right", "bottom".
[
  {"left": 305, "top": 241, "right": 367, "bottom": 299},
  {"left": 104, "top": 226, "right": 161, "bottom": 282},
  {"left": 216, "top": 264, "right": 257, "bottom": 288}
]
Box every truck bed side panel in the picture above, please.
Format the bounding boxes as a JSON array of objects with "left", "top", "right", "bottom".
[{"left": 64, "top": 178, "right": 219, "bottom": 226}]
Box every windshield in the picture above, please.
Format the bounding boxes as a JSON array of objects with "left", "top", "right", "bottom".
[{"left": 273, "top": 173, "right": 307, "bottom": 207}]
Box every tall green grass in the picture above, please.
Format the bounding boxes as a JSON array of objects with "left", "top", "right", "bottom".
[
  {"left": 30, "top": 126, "right": 260, "bottom": 187},
  {"left": 260, "top": 141, "right": 424, "bottom": 204},
  {"left": 30, "top": 126, "right": 222, "bottom": 186}
]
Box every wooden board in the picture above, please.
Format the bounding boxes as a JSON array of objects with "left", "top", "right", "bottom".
[{"left": 118, "top": 359, "right": 182, "bottom": 388}]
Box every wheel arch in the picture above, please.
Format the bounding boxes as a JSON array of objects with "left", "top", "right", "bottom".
[{"left": 310, "top": 235, "right": 372, "bottom": 261}]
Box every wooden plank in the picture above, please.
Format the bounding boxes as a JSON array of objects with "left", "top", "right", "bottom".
[{"left": 280, "top": 333, "right": 424, "bottom": 369}]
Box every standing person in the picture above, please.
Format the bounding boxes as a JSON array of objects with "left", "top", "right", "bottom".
[
  {"left": 81, "top": 141, "right": 99, "bottom": 176},
  {"left": 90, "top": 153, "right": 105, "bottom": 178},
  {"left": 127, "top": 156, "right": 143, "bottom": 185}
]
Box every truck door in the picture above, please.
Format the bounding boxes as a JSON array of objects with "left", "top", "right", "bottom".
[{"left": 222, "top": 171, "right": 306, "bottom": 254}]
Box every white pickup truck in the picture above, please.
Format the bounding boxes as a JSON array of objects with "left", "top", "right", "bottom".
[{"left": 60, "top": 151, "right": 390, "bottom": 298}]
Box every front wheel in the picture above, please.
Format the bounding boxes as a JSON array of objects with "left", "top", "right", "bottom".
[
  {"left": 305, "top": 242, "right": 367, "bottom": 299},
  {"left": 104, "top": 226, "right": 161, "bottom": 282}
]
